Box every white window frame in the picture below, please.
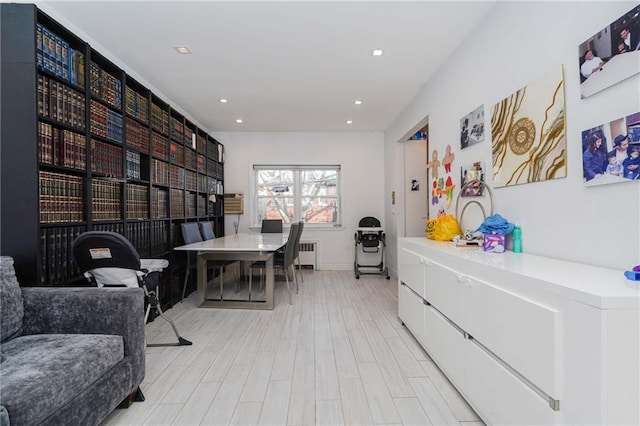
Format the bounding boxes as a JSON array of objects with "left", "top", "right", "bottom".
[{"left": 251, "top": 164, "right": 342, "bottom": 229}]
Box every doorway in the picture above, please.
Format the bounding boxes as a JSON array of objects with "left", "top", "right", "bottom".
[{"left": 403, "top": 121, "right": 429, "bottom": 237}]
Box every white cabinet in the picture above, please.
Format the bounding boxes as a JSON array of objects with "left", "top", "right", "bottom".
[
  {"left": 465, "top": 338, "right": 556, "bottom": 425},
  {"left": 397, "top": 238, "right": 640, "bottom": 426},
  {"left": 398, "top": 281, "right": 425, "bottom": 346}
]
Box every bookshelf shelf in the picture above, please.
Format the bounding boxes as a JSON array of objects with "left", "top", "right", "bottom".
[{"left": 1, "top": 4, "right": 225, "bottom": 307}]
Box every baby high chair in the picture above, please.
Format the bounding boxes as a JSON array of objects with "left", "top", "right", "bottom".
[{"left": 354, "top": 216, "right": 390, "bottom": 279}]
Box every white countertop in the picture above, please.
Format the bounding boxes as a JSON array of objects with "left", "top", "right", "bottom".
[{"left": 400, "top": 238, "right": 640, "bottom": 309}]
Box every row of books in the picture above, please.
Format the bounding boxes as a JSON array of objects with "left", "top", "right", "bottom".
[
  {"left": 125, "top": 150, "right": 142, "bottom": 180},
  {"left": 185, "top": 192, "right": 197, "bottom": 217},
  {"left": 125, "top": 221, "right": 169, "bottom": 258},
  {"left": 184, "top": 149, "right": 197, "bottom": 170},
  {"left": 36, "top": 23, "right": 85, "bottom": 88},
  {"left": 170, "top": 164, "right": 185, "bottom": 189},
  {"left": 208, "top": 158, "right": 224, "bottom": 180},
  {"left": 197, "top": 155, "right": 206, "bottom": 173},
  {"left": 125, "top": 117, "right": 150, "bottom": 153},
  {"left": 91, "top": 180, "right": 122, "bottom": 221},
  {"left": 151, "top": 103, "right": 169, "bottom": 135},
  {"left": 125, "top": 86, "right": 149, "bottom": 124},
  {"left": 38, "top": 121, "right": 86, "bottom": 170},
  {"left": 39, "top": 225, "right": 86, "bottom": 286},
  {"left": 38, "top": 75, "right": 86, "bottom": 130},
  {"left": 185, "top": 170, "right": 197, "bottom": 192},
  {"left": 198, "top": 174, "right": 209, "bottom": 193},
  {"left": 126, "top": 184, "right": 149, "bottom": 220},
  {"left": 169, "top": 142, "right": 184, "bottom": 166},
  {"left": 152, "top": 159, "right": 170, "bottom": 186},
  {"left": 152, "top": 131, "right": 168, "bottom": 161},
  {"left": 90, "top": 62, "right": 122, "bottom": 109},
  {"left": 171, "top": 116, "right": 190, "bottom": 142},
  {"left": 91, "top": 139, "right": 123, "bottom": 177},
  {"left": 92, "top": 222, "right": 124, "bottom": 234},
  {"left": 198, "top": 194, "right": 208, "bottom": 217},
  {"left": 207, "top": 140, "right": 224, "bottom": 163},
  {"left": 209, "top": 177, "right": 224, "bottom": 195},
  {"left": 152, "top": 187, "right": 169, "bottom": 218},
  {"left": 90, "top": 100, "right": 123, "bottom": 142},
  {"left": 196, "top": 133, "right": 207, "bottom": 154},
  {"left": 39, "top": 171, "right": 84, "bottom": 223},
  {"left": 170, "top": 189, "right": 185, "bottom": 217}
]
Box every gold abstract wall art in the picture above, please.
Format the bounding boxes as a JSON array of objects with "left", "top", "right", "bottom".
[{"left": 490, "top": 65, "right": 566, "bottom": 188}]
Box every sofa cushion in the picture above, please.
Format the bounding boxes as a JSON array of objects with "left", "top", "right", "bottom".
[
  {"left": 0, "top": 256, "right": 23, "bottom": 343},
  {"left": 0, "top": 333, "right": 124, "bottom": 425}
]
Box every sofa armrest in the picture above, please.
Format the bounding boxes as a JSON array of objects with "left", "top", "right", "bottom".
[{"left": 21, "top": 287, "right": 145, "bottom": 361}]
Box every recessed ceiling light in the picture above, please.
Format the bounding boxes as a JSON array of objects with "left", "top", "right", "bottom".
[
  {"left": 235, "top": 119, "right": 243, "bottom": 124},
  {"left": 174, "top": 46, "right": 191, "bottom": 54},
  {"left": 219, "top": 98, "right": 228, "bottom": 103},
  {"left": 354, "top": 100, "right": 363, "bottom": 105},
  {"left": 346, "top": 120, "right": 353, "bottom": 124},
  {"left": 372, "top": 49, "right": 383, "bottom": 56}
]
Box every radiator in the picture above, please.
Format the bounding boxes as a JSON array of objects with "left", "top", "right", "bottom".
[{"left": 298, "top": 241, "right": 317, "bottom": 270}]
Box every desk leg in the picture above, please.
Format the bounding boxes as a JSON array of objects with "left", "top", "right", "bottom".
[
  {"left": 265, "top": 255, "right": 274, "bottom": 310},
  {"left": 197, "top": 253, "right": 205, "bottom": 307}
]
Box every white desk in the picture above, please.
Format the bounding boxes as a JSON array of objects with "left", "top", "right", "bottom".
[{"left": 174, "top": 233, "right": 287, "bottom": 310}]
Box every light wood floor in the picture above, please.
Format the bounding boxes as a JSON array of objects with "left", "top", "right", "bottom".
[{"left": 103, "top": 270, "right": 483, "bottom": 426}]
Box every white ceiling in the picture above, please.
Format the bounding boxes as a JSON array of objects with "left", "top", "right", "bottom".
[{"left": 39, "top": 1, "right": 495, "bottom": 133}]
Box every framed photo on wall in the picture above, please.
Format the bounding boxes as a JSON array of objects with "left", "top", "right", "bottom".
[
  {"left": 578, "top": 4, "right": 640, "bottom": 98},
  {"left": 460, "top": 105, "right": 485, "bottom": 150}
]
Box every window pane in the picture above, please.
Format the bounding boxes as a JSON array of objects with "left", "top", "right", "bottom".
[
  {"left": 301, "top": 170, "right": 337, "bottom": 197},
  {"left": 257, "top": 170, "right": 293, "bottom": 197},
  {"left": 257, "top": 197, "right": 294, "bottom": 223},
  {"left": 301, "top": 197, "right": 339, "bottom": 224}
]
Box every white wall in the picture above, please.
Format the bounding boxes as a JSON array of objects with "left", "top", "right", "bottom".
[
  {"left": 385, "top": 1, "right": 640, "bottom": 271},
  {"left": 212, "top": 131, "right": 385, "bottom": 270}
]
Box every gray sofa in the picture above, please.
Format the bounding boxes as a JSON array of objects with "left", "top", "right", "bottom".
[{"left": 0, "top": 256, "right": 146, "bottom": 425}]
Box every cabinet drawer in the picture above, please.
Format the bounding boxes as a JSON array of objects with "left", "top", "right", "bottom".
[
  {"left": 466, "top": 278, "right": 559, "bottom": 398},
  {"left": 424, "top": 260, "right": 469, "bottom": 330},
  {"left": 398, "top": 282, "right": 425, "bottom": 346},
  {"left": 465, "top": 339, "right": 557, "bottom": 425},
  {"left": 399, "top": 248, "right": 426, "bottom": 298},
  {"left": 424, "top": 303, "right": 466, "bottom": 387}
]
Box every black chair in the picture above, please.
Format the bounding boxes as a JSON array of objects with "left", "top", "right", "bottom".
[
  {"left": 261, "top": 219, "right": 283, "bottom": 233},
  {"left": 291, "top": 221, "right": 304, "bottom": 283},
  {"left": 249, "top": 222, "right": 299, "bottom": 305},
  {"left": 72, "top": 231, "right": 192, "bottom": 347},
  {"left": 181, "top": 222, "right": 237, "bottom": 302}
]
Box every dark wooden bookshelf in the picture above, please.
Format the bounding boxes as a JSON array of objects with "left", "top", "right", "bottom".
[{"left": 1, "top": 4, "right": 225, "bottom": 307}]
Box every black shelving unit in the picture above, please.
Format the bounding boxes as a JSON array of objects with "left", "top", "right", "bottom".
[{"left": 0, "top": 3, "right": 225, "bottom": 306}]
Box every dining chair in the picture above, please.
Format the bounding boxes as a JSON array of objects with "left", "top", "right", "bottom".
[
  {"left": 199, "top": 221, "right": 239, "bottom": 294},
  {"left": 292, "top": 221, "right": 304, "bottom": 283},
  {"left": 249, "top": 222, "right": 299, "bottom": 305},
  {"left": 180, "top": 222, "right": 236, "bottom": 302},
  {"left": 261, "top": 219, "right": 283, "bottom": 233}
]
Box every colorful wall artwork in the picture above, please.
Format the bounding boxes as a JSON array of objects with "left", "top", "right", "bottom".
[
  {"left": 490, "top": 65, "right": 566, "bottom": 188},
  {"left": 582, "top": 111, "right": 640, "bottom": 186},
  {"left": 578, "top": 4, "right": 640, "bottom": 99},
  {"left": 460, "top": 105, "right": 485, "bottom": 149}
]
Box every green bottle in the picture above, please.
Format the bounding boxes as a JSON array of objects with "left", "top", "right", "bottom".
[{"left": 512, "top": 224, "right": 522, "bottom": 253}]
